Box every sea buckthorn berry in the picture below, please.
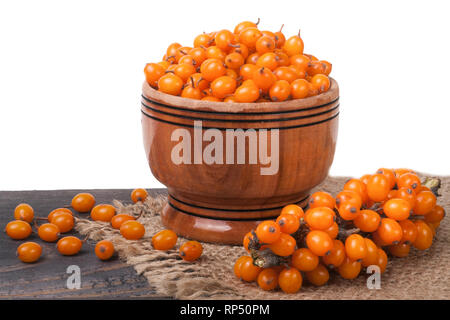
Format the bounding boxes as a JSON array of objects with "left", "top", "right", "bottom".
[
  {"left": 305, "top": 264, "right": 329, "bottom": 286},
  {"left": 5, "top": 220, "right": 32, "bottom": 240},
  {"left": 383, "top": 199, "right": 411, "bottom": 221},
  {"left": 38, "top": 223, "right": 60, "bottom": 242},
  {"left": 174, "top": 63, "right": 196, "bottom": 82},
  {"left": 280, "top": 204, "right": 304, "bottom": 219},
  {"left": 273, "top": 66, "right": 298, "bottom": 83},
  {"left": 240, "top": 257, "right": 262, "bottom": 282},
  {"left": 246, "top": 52, "right": 260, "bottom": 64},
  {"left": 309, "top": 191, "right": 335, "bottom": 210},
  {"left": 371, "top": 230, "right": 389, "bottom": 247},
  {"left": 224, "top": 95, "right": 237, "bottom": 102},
  {"left": 225, "top": 52, "right": 244, "bottom": 70},
  {"left": 345, "top": 234, "right": 367, "bottom": 261},
  {"left": 376, "top": 168, "right": 396, "bottom": 189},
  {"left": 399, "top": 219, "right": 418, "bottom": 244},
  {"left": 48, "top": 208, "right": 73, "bottom": 222},
  {"left": 210, "top": 76, "right": 237, "bottom": 99},
  {"left": 413, "top": 191, "right": 436, "bottom": 215},
  {"left": 188, "top": 73, "right": 209, "bottom": 91},
  {"left": 377, "top": 218, "right": 403, "bottom": 245},
  {"left": 376, "top": 248, "right": 388, "bottom": 273},
  {"left": 230, "top": 43, "right": 249, "bottom": 59},
  {"left": 290, "top": 54, "right": 310, "bottom": 71},
  {"left": 201, "top": 96, "right": 221, "bottom": 102},
  {"left": 179, "top": 240, "right": 203, "bottom": 261},
  {"left": 397, "top": 173, "right": 421, "bottom": 191},
  {"left": 252, "top": 67, "right": 276, "bottom": 92},
  {"left": 335, "top": 190, "right": 362, "bottom": 208},
  {"left": 50, "top": 212, "right": 74, "bottom": 233},
  {"left": 389, "top": 242, "right": 410, "bottom": 258},
  {"left": 234, "top": 81, "right": 260, "bottom": 102},
  {"left": 276, "top": 214, "right": 300, "bottom": 234},
  {"left": 238, "top": 27, "right": 263, "bottom": 50},
  {"left": 257, "top": 268, "right": 278, "bottom": 291},
  {"left": 131, "top": 188, "right": 148, "bottom": 203},
  {"left": 200, "top": 59, "right": 226, "bottom": 81},
  {"left": 174, "top": 46, "right": 192, "bottom": 63},
  {"left": 323, "top": 222, "right": 339, "bottom": 239},
  {"left": 306, "top": 60, "right": 327, "bottom": 76},
  {"left": 366, "top": 174, "right": 391, "bottom": 202},
  {"left": 396, "top": 187, "right": 416, "bottom": 208},
  {"left": 310, "top": 74, "right": 330, "bottom": 93},
  {"left": 273, "top": 25, "right": 286, "bottom": 48},
  {"left": 321, "top": 60, "right": 332, "bottom": 75},
  {"left": 278, "top": 267, "right": 302, "bottom": 293},
  {"left": 158, "top": 71, "right": 183, "bottom": 92},
  {"left": 291, "top": 248, "right": 319, "bottom": 271},
  {"left": 14, "top": 203, "right": 34, "bottom": 223},
  {"left": 95, "top": 240, "right": 115, "bottom": 260},
  {"left": 144, "top": 63, "right": 165, "bottom": 88},
  {"left": 17, "top": 242, "right": 42, "bottom": 263},
  {"left": 255, "top": 35, "right": 276, "bottom": 54},
  {"left": 57, "top": 236, "right": 83, "bottom": 256},
  {"left": 361, "top": 238, "right": 378, "bottom": 267},
  {"left": 71, "top": 193, "right": 96, "bottom": 213},
  {"left": 360, "top": 174, "right": 372, "bottom": 185},
  {"left": 255, "top": 221, "right": 280, "bottom": 244},
  {"left": 120, "top": 220, "right": 145, "bottom": 240},
  {"left": 234, "top": 256, "right": 250, "bottom": 278},
  {"left": 239, "top": 63, "right": 257, "bottom": 81},
  {"left": 157, "top": 60, "right": 170, "bottom": 70},
  {"left": 152, "top": 229, "right": 177, "bottom": 250},
  {"left": 234, "top": 20, "right": 259, "bottom": 35},
  {"left": 427, "top": 222, "right": 438, "bottom": 236},
  {"left": 306, "top": 230, "right": 334, "bottom": 256},
  {"left": 338, "top": 256, "right": 361, "bottom": 279},
  {"left": 256, "top": 52, "right": 279, "bottom": 71},
  {"left": 268, "top": 233, "right": 296, "bottom": 257},
  {"left": 111, "top": 214, "right": 135, "bottom": 229},
  {"left": 166, "top": 42, "right": 182, "bottom": 58},
  {"left": 188, "top": 47, "right": 207, "bottom": 66},
  {"left": 338, "top": 202, "right": 360, "bottom": 221},
  {"left": 353, "top": 209, "right": 381, "bottom": 232},
  {"left": 424, "top": 205, "right": 445, "bottom": 223},
  {"left": 282, "top": 32, "right": 304, "bottom": 56},
  {"left": 91, "top": 204, "right": 116, "bottom": 222},
  {"left": 205, "top": 46, "right": 226, "bottom": 61},
  {"left": 412, "top": 220, "right": 433, "bottom": 250},
  {"left": 181, "top": 85, "right": 202, "bottom": 100},
  {"left": 322, "top": 239, "right": 345, "bottom": 267},
  {"left": 274, "top": 50, "right": 290, "bottom": 66},
  {"left": 269, "top": 80, "right": 291, "bottom": 102},
  {"left": 344, "top": 179, "right": 369, "bottom": 204},
  {"left": 290, "top": 78, "right": 310, "bottom": 99},
  {"left": 305, "top": 207, "right": 335, "bottom": 230},
  {"left": 193, "top": 33, "right": 212, "bottom": 48},
  {"left": 215, "top": 29, "right": 235, "bottom": 51}
]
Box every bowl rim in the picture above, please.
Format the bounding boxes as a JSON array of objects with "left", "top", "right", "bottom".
[{"left": 142, "top": 78, "right": 339, "bottom": 114}]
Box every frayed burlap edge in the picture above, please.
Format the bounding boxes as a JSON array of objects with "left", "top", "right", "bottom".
[{"left": 75, "top": 176, "right": 450, "bottom": 300}]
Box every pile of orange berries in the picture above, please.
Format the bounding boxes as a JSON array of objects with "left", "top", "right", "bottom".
[
  {"left": 144, "top": 19, "right": 332, "bottom": 102},
  {"left": 235, "top": 169, "right": 445, "bottom": 293},
  {"left": 5, "top": 188, "right": 202, "bottom": 263}
]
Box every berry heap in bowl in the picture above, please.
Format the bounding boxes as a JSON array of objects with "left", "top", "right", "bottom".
[{"left": 144, "top": 19, "right": 332, "bottom": 102}]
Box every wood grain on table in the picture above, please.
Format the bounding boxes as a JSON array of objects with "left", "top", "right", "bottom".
[{"left": 0, "top": 189, "right": 169, "bottom": 299}]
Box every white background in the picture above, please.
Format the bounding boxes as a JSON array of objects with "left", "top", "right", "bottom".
[{"left": 0, "top": 0, "right": 449, "bottom": 191}]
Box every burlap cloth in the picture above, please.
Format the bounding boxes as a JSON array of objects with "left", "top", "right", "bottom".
[{"left": 75, "top": 176, "right": 450, "bottom": 299}]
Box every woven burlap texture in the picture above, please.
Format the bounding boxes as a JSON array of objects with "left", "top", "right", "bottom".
[{"left": 75, "top": 176, "right": 450, "bottom": 299}]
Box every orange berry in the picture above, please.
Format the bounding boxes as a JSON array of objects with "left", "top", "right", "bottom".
[
  {"left": 413, "top": 191, "right": 436, "bottom": 215},
  {"left": 306, "top": 230, "right": 334, "bottom": 256},
  {"left": 366, "top": 174, "right": 391, "bottom": 202},
  {"left": 305, "top": 264, "right": 329, "bottom": 286},
  {"left": 309, "top": 191, "right": 335, "bottom": 210},
  {"left": 377, "top": 218, "right": 403, "bottom": 245},
  {"left": 280, "top": 204, "right": 304, "bottom": 219},
  {"left": 389, "top": 242, "right": 410, "bottom": 258},
  {"left": 376, "top": 248, "right": 388, "bottom": 273},
  {"left": 345, "top": 234, "right": 367, "bottom": 261},
  {"left": 14, "top": 203, "right": 34, "bottom": 223},
  {"left": 91, "top": 204, "right": 116, "bottom": 222},
  {"left": 120, "top": 220, "right": 145, "bottom": 240},
  {"left": 38, "top": 223, "right": 60, "bottom": 242},
  {"left": 305, "top": 207, "right": 335, "bottom": 230},
  {"left": 152, "top": 229, "right": 177, "bottom": 250},
  {"left": 323, "top": 222, "right": 339, "bottom": 239},
  {"left": 290, "top": 78, "right": 310, "bottom": 99},
  {"left": 225, "top": 52, "right": 244, "bottom": 70},
  {"left": 238, "top": 27, "right": 263, "bottom": 50},
  {"left": 158, "top": 73, "right": 184, "bottom": 96},
  {"left": 353, "top": 209, "right": 381, "bottom": 232},
  {"left": 344, "top": 179, "right": 369, "bottom": 204},
  {"left": 383, "top": 199, "right": 411, "bottom": 221},
  {"left": 57, "top": 236, "right": 83, "bottom": 256},
  {"left": 95, "top": 240, "right": 115, "bottom": 260},
  {"left": 240, "top": 257, "right": 262, "bottom": 282},
  {"left": 252, "top": 67, "right": 276, "bottom": 92},
  {"left": 291, "top": 248, "right": 319, "bottom": 271},
  {"left": 282, "top": 33, "right": 304, "bottom": 56},
  {"left": 269, "top": 80, "right": 291, "bottom": 102},
  {"left": 71, "top": 193, "right": 96, "bottom": 213},
  {"left": 361, "top": 238, "right": 379, "bottom": 267},
  {"left": 234, "top": 81, "right": 260, "bottom": 102},
  {"left": 276, "top": 214, "right": 300, "bottom": 234},
  {"left": 338, "top": 256, "right": 361, "bottom": 279},
  {"left": 234, "top": 256, "right": 250, "bottom": 278},
  {"left": 412, "top": 220, "right": 433, "bottom": 250},
  {"left": 210, "top": 76, "right": 237, "bottom": 99},
  {"left": 322, "top": 239, "right": 346, "bottom": 267},
  {"left": 278, "top": 267, "right": 302, "bottom": 293},
  {"left": 48, "top": 208, "right": 73, "bottom": 222},
  {"left": 310, "top": 74, "right": 330, "bottom": 93},
  {"left": 17, "top": 242, "right": 42, "bottom": 263},
  {"left": 424, "top": 205, "right": 445, "bottom": 223},
  {"left": 111, "top": 214, "right": 135, "bottom": 229},
  {"left": 131, "top": 188, "right": 148, "bottom": 203},
  {"left": 399, "top": 219, "right": 418, "bottom": 244},
  {"left": 255, "top": 35, "right": 276, "bottom": 54},
  {"left": 268, "top": 233, "right": 296, "bottom": 257},
  {"left": 397, "top": 173, "right": 421, "bottom": 191},
  {"left": 376, "top": 168, "right": 396, "bottom": 189},
  {"left": 50, "top": 212, "right": 74, "bottom": 233},
  {"left": 144, "top": 63, "right": 165, "bottom": 87},
  {"left": 257, "top": 268, "right": 279, "bottom": 291},
  {"left": 338, "top": 202, "right": 360, "bottom": 221},
  {"left": 179, "top": 240, "right": 203, "bottom": 261}
]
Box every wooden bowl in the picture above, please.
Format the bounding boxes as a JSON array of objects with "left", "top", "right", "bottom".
[{"left": 141, "top": 79, "right": 339, "bottom": 244}]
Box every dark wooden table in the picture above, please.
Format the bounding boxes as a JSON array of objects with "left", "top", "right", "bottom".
[{"left": 0, "top": 189, "right": 169, "bottom": 299}]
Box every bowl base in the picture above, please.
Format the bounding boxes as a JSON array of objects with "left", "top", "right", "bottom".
[{"left": 160, "top": 195, "right": 309, "bottom": 245}]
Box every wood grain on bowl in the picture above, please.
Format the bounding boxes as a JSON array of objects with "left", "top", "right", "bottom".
[{"left": 141, "top": 79, "right": 339, "bottom": 244}]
